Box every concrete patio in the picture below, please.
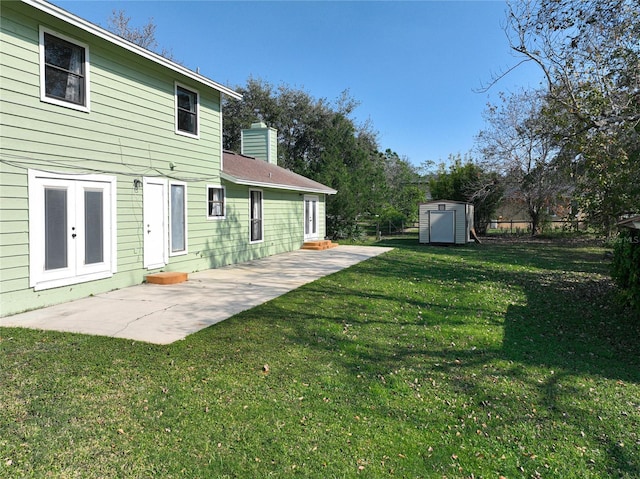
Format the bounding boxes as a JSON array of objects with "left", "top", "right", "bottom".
[{"left": 0, "top": 245, "right": 392, "bottom": 344}]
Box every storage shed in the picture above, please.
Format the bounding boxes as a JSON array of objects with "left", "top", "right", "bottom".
[{"left": 419, "top": 201, "right": 474, "bottom": 245}]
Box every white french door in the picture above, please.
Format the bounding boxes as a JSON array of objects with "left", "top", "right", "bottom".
[
  {"left": 143, "top": 177, "right": 168, "bottom": 268},
  {"left": 304, "top": 195, "right": 319, "bottom": 240},
  {"left": 29, "top": 171, "right": 116, "bottom": 291}
]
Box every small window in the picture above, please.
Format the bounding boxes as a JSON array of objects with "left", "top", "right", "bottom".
[
  {"left": 207, "top": 186, "right": 225, "bottom": 219},
  {"left": 438, "top": 204, "right": 446, "bottom": 211},
  {"left": 39, "top": 28, "right": 89, "bottom": 111},
  {"left": 250, "top": 189, "right": 263, "bottom": 243},
  {"left": 175, "top": 84, "right": 199, "bottom": 137},
  {"left": 169, "top": 182, "right": 187, "bottom": 255}
]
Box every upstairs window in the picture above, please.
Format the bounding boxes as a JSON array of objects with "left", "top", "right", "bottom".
[
  {"left": 40, "top": 28, "right": 89, "bottom": 111},
  {"left": 175, "top": 84, "right": 199, "bottom": 137},
  {"left": 207, "top": 186, "right": 225, "bottom": 219}
]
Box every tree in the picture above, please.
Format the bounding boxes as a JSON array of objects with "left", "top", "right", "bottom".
[
  {"left": 503, "top": 0, "right": 640, "bottom": 234},
  {"left": 222, "top": 78, "right": 387, "bottom": 239},
  {"left": 314, "top": 114, "right": 387, "bottom": 239},
  {"left": 106, "top": 10, "right": 176, "bottom": 61},
  {"left": 381, "top": 149, "right": 425, "bottom": 226},
  {"left": 428, "top": 155, "right": 503, "bottom": 235},
  {"left": 477, "top": 90, "right": 573, "bottom": 235},
  {"left": 223, "top": 78, "right": 360, "bottom": 175}
]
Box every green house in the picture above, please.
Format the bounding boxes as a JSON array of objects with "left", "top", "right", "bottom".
[{"left": 0, "top": 0, "right": 336, "bottom": 317}]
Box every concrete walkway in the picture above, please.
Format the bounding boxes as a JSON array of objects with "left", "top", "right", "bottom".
[{"left": 0, "top": 245, "right": 392, "bottom": 345}]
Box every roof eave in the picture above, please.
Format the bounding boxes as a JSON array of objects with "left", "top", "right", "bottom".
[
  {"left": 220, "top": 172, "right": 337, "bottom": 195},
  {"left": 23, "top": 0, "right": 242, "bottom": 100}
]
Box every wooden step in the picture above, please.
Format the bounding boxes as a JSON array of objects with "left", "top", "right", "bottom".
[
  {"left": 145, "top": 272, "right": 188, "bottom": 285},
  {"left": 301, "top": 240, "right": 339, "bottom": 251}
]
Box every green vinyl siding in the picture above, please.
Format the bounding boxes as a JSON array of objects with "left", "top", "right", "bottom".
[
  {"left": 241, "top": 129, "right": 267, "bottom": 162},
  {"left": 241, "top": 126, "right": 278, "bottom": 164},
  {"left": 0, "top": 3, "right": 220, "bottom": 315},
  {"left": 1, "top": 2, "right": 322, "bottom": 317}
]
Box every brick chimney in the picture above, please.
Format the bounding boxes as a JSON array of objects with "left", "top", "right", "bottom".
[{"left": 241, "top": 121, "right": 278, "bottom": 165}]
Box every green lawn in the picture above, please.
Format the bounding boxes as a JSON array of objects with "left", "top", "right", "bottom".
[{"left": 1, "top": 238, "right": 639, "bottom": 478}]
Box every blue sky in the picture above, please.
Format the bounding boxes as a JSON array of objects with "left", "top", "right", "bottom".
[{"left": 54, "top": 0, "right": 545, "bottom": 167}]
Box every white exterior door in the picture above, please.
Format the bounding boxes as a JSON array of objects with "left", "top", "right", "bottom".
[
  {"left": 28, "top": 170, "right": 116, "bottom": 291},
  {"left": 143, "top": 177, "right": 167, "bottom": 269},
  {"left": 304, "top": 195, "right": 319, "bottom": 240}
]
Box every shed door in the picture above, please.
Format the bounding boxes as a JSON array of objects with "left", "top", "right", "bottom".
[{"left": 429, "top": 210, "right": 455, "bottom": 243}]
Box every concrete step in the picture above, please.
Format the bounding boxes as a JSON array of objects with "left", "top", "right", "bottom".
[
  {"left": 145, "top": 272, "right": 188, "bottom": 285},
  {"left": 301, "top": 240, "right": 339, "bottom": 251}
]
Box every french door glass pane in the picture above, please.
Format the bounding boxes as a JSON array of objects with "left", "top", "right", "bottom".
[
  {"left": 171, "top": 184, "right": 185, "bottom": 252},
  {"left": 84, "top": 190, "right": 104, "bottom": 264},
  {"left": 44, "top": 188, "right": 67, "bottom": 270},
  {"left": 311, "top": 201, "right": 317, "bottom": 234}
]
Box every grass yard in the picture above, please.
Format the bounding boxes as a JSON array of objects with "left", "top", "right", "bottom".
[{"left": 1, "top": 238, "right": 639, "bottom": 478}]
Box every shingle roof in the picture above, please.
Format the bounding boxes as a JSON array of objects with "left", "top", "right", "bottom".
[{"left": 221, "top": 151, "right": 337, "bottom": 194}]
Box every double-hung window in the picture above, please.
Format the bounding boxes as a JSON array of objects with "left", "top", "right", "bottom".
[
  {"left": 207, "top": 186, "right": 225, "bottom": 219},
  {"left": 175, "top": 83, "right": 199, "bottom": 137},
  {"left": 249, "top": 189, "right": 263, "bottom": 243},
  {"left": 39, "top": 27, "right": 89, "bottom": 112}
]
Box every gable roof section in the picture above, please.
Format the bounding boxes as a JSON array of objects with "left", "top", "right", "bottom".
[
  {"left": 221, "top": 151, "right": 337, "bottom": 195},
  {"left": 22, "top": 0, "right": 242, "bottom": 100}
]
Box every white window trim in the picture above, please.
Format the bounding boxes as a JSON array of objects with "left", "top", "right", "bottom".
[
  {"left": 28, "top": 169, "right": 116, "bottom": 291},
  {"left": 206, "top": 184, "right": 226, "bottom": 220},
  {"left": 249, "top": 188, "right": 264, "bottom": 244},
  {"left": 174, "top": 82, "right": 200, "bottom": 139},
  {"left": 169, "top": 180, "right": 188, "bottom": 256},
  {"left": 39, "top": 26, "right": 90, "bottom": 113}
]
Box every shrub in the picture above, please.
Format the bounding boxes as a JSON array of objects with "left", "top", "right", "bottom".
[{"left": 611, "top": 229, "right": 640, "bottom": 313}]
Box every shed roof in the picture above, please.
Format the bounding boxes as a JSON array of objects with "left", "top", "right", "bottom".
[
  {"left": 22, "top": 0, "right": 242, "bottom": 100},
  {"left": 617, "top": 215, "right": 640, "bottom": 230},
  {"left": 221, "top": 151, "right": 337, "bottom": 195},
  {"left": 421, "top": 200, "right": 472, "bottom": 206}
]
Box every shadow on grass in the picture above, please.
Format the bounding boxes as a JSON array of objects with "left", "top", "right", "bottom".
[
  {"left": 265, "top": 237, "right": 640, "bottom": 475},
  {"left": 369, "top": 238, "right": 640, "bottom": 375}
]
